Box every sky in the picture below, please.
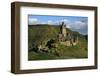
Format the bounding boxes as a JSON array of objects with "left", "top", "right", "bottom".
[{"left": 28, "top": 15, "right": 88, "bottom": 35}]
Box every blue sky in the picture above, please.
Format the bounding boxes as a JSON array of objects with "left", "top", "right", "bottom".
[{"left": 28, "top": 15, "right": 88, "bottom": 35}]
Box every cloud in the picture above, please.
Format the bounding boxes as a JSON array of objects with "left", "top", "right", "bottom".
[
  {"left": 28, "top": 18, "right": 38, "bottom": 25},
  {"left": 66, "top": 25, "right": 71, "bottom": 28},
  {"left": 54, "top": 19, "right": 69, "bottom": 25},
  {"left": 69, "top": 20, "right": 88, "bottom": 35},
  {"left": 41, "top": 22, "right": 46, "bottom": 24},
  {"left": 70, "top": 20, "right": 87, "bottom": 29},
  {"left": 47, "top": 20, "right": 53, "bottom": 25}
]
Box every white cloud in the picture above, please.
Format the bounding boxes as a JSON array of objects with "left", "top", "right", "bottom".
[
  {"left": 70, "top": 21, "right": 87, "bottom": 29},
  {"left": 66, "top": 25, "right": 71, "bottom": 28},
  {"left": 40, "top": 22, "right": 46, "bottom": 24},
  {"left": 55, "top": 19, "right": 69, "bottom": 25},
  {"left": 68, "top": 20, "right": 88, "bottom": 35},
  {"left": 28, "top": 18, "right": 38, "bottom": 25},
  {"left": 47, "top": 20, "right": 53, "bottom": 25}
]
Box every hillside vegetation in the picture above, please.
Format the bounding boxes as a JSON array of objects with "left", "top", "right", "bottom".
[{"left": 28, "top": 24, "right": 88, "bottom": 60}]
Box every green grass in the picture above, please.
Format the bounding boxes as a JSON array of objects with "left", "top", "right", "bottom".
[{"left": 28, "top": 38, "right": 88, "bottom": 60}]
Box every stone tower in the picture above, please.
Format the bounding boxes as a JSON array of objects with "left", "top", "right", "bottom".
[{"left": 61, "top": 22, "right": 67, "bottom": 37}]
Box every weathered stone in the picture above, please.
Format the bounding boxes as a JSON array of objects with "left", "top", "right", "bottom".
[{"left": 58, "top": 22, "right": 78, "bottom": 46}]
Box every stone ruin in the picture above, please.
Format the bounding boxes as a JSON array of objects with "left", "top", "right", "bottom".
[
  {"left": 58, "top": 22, "right": 78, "bottom": 46},
  {"left": 37, "top": 22, "right": 79, "bottom": 52}
]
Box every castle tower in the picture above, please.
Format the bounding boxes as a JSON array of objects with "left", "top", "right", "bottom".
[{"left": 61, "top": 22, "right": 67, "bottom": 37}]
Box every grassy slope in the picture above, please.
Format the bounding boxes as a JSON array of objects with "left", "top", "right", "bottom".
[
  {"left": 28, "top": 25, "right": 60, "bottom": 49},
  {"left": 28, "top": 25, "right": 88, "bottom": 60}
]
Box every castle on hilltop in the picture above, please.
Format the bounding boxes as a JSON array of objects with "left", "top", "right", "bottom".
[
  {"left": 58, "top": 22, "right": 78, "bottom": 46},
  {"left": 37, "top": 22, "right": 79, "bottom": 52}
]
